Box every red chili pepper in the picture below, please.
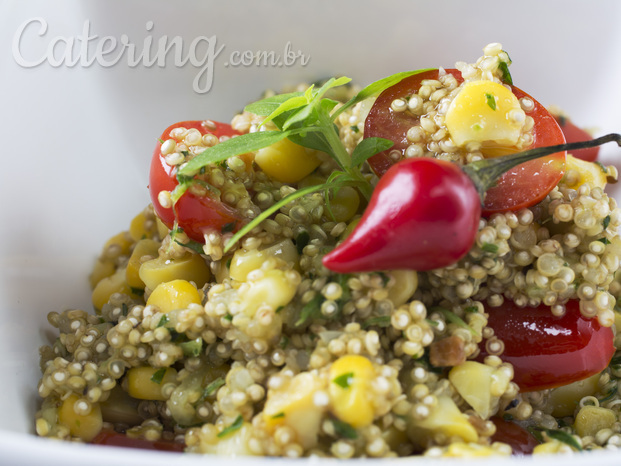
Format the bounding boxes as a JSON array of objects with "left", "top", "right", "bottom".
[{"left": 322, "top": 135, "right": 619, "bottom": 273}]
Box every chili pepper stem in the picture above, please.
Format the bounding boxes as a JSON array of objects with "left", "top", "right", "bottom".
[{"left": 462, "top": 133, "right": 621, "bottom": 203}]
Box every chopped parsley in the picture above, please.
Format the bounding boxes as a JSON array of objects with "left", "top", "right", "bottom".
[
  {"left": 603, "top": 215, "right": 611, "bottom": 229},
  {"left": 484, "top": 93, "right": 497, "bottom": 111},
  {"left": 332, "top": 372, "right": 354, "bottom": 389},
  {"left": 200, "top": 377, "right": 225, "bottom": 400},
  {"left": 157, "top": 314, "right": 170, "bottom": 328},
  {"left": 217, "top": 415, "right": 244, "bottom": 438},
  {"left": 331, "top": 418, "right": 357, "bottom": 439},
  {"left": 362, "top": 315, "right": 392, "bottom": 328},
  {"left": 150, "top": 368, "right": 167, "bottom": 384},
  {"left": 482, "top": 242, "right": 499, "bottom": 254}
]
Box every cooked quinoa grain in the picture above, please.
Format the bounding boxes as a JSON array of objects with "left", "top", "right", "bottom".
[{"left": 35, "top": 44, "right": 621, "bottom": 458}]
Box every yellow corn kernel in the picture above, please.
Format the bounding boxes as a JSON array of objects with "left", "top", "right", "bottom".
[
  {"left": 328, "top": 355, "right": 376, "bottom": 428},
  {"left": 548, "top": 373, "right": 600, "bottom": 417},
  {"left": 127, "top": 366, "right": 178, "bottom": 400},
  {"left": 442, "top": 442, "right": 507, "bottom": 458},
  {"left": 58, "top": 393, "right": 103, "bottom": 442},
  {"left": 533, "top": 439, "right": 576, "bottom": 454},
  {"left": 146, "top": 279, "right": 202, "bottom": 313},
  {"left": 91, "top": 267, "right": 133, "bottom": 311},
  {"left": 240, "top": 269, "right": 297, "bottom": 315},
  {"left": 139, "top": 253, "right": 210, "bottom": 291},
  {"left": 386, "top": 270, "right": 418, "bottom": 307},
  {"left": 126, "top": 239, "right": 161, "bottom": 289},
  {"left": 574, "top": 405, "right": 616, "bottom": 438},
  {"left": 129, "top": 210, "right": 158, "bottom": 241},
  {"left": 103, "top": 231, "right": 134, "bottom": 259},
  {"left": 408, "top": 396, "right": 478, "bottom": 445},
  {"left": 255, "top": 137, "right": 321, "bottom": 184},
  {"left": 445, "top": 80, "right": 525, "bottom": 150},
  {"left": 89, "top": 259, "right": 116, "bottom": 289},
  {"left": 263, "top": 372, "right": 325, "bottom": 449},
  {"left": 328, "top": 186, "right": 360, "bottom": 223},
  {"left": 561, "top": 154, "right": 608, "bottom": 190},
  {"left": 449, "top": 361, "right": 510, "bottom": 419},
  {"left": 230, "top": 239, "right": 298, "bottom": 282}
]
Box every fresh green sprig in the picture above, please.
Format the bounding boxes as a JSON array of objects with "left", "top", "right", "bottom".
[{"left": 173, "top": 70, "right": 435, "bottom": 252}]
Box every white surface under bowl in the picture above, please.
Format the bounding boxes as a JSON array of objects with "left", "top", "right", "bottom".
[{"left": 1, "top": 0, "right": 621, "bottom": 464}]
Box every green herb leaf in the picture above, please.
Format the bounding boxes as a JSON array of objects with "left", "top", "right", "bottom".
[
  {"left": 201, "top": 377, "right": 225, "bottom": 399},
  {"left": 604, "top": 215, "right": 611, "bottom": 229},
  {"left": 598, "top": 237, "right": 612, "bottom": 245},
  {"left": 332, "top": 372, "right": 354, "bottom": 389},
  {"left": 362, "top": 315, "right": 392, "bottom": 328},
  {"left": 543, "top": 428, "right": 582, "bottom": 451},
  {"left": 331, "top": 418, "right": 358, "bottom": 439},
  {"left": 179, "top": 337, "right": 203, "bottom": 357},
  {"left": 485, "top": 93, "right": 497, "bottom": 111},
  {"left": 271, "top": 412, "right": 285, "bottom": 419},
  {"left": 350, "top": 137, "right": 394, "bottom": 168},
  {"left": 157, "top": 315, "right": 170, "bottom": 328},
  {"left": 179, "top": 130, "right": 296, "bottom": 177},
  {"left": 295, "top": 292, "right": 325, "bottom": 327},
  {"left": 333, "top": 68, "right": 433, "bottom": 120},
  {"left": 433, "top": 306, "right": 478, "bottom": 337},
  {"left": 150, "top": 368, "right": 167, "bottom": 384},
  {"left": 498, "top": 61, "right": 513, "bottom": 85},
  {"left": 217, "top": 415, "right": 244, "bottom": 438},
  {"left": 482, "top": 242, "right": 499, "bottom": 254},
  {"left": 244, "top": 91, "right": 303, "bottom": 116},
  {"left": 595, "top": 160, "right": 608, "bottom": 174}
]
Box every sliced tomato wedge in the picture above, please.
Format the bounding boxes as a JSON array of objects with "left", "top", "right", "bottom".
[
  {"left": 480, "top": 300, "right": 614, "bottom": 392},
  {"left": 364, "top": 69, "right": 566, "bottom": 214},
  {"left": 149, "top": 120, "right": 246, "bottom": 243},
  {"left": 92, "top": 430, "right": 185, "bottom": 452},
  {"left": 553, "top": 114, "right": 599, "bottom": 162}
]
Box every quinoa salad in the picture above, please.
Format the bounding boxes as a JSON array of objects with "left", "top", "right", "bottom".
[{"left": 35, "top": 43, "right": 621, "bottom": 458}]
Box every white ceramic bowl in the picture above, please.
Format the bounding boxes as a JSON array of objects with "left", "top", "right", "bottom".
[{"left": 2, "top": 1, "right": 621, "bottom": 464}]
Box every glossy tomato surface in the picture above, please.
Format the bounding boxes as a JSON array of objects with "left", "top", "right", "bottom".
[
  {"left": 149, "top": 120, "right": 245, "bottom": 243},
  {"left": 554, "top": 114, "right": 599, "bottom": 162},
  {"left": 491, "top": 417, "right": 539, "bottom": 455},
  {"left": 481, "top": 300, "right": 614, "bottom": 392},
  {"left": 92, "top": 430, "right": 185, "bottom": 452},
  {"left": 364, "top": 69, "right": 566, "bottom": 215}
]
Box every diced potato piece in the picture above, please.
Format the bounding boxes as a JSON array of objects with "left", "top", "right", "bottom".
[
  {"left": 139, "top": 253, "right": 210, "bottom": 291},
  {"left": 408, "top": 396, "right": 478, "bottom": 445},
  {"left": 58, "top": 393, "right": 103, "bottom": 442},
  {"left": 329, "top": 186, "right": 360, "bottom": 223},
  {"left": 255, "top": 137, "right": 321, "bottom": 183},
  {"left": 89, "top": 259, "right": 116, "bottom": 289},
  {"left": 574, "top": 405, "right": 616, "bottom": 437},
  {"left": 91, "top": 267, "right": 133, "bottom": 311},
  {"left": 548, "top": 373, "right": 600, "bottom": 417},
  {"left": 198, "top": 423, "right": 256, "bottom": 456},
  {"left": 146, "top": 279, "right": 202, "bottom": 313},
  {"left": 240, "top": 269, "right": 297, "bottom": 315},
  {"left": 449, "top": 361, "right": 510, "bottom": 419},
  {"left": 230, "top": 239, "right": 299, "bottom": 282},
  {"left": 328, "top": 355, "right": 376, "bottom": 428},
  {"left": 387, "top": 270, "right": 418, "bottom": 307},
  {"left": 445, "top": 80, "right": 525, "bottom": 149},
  {"left": 127, "top": 366, "right": 178, "bottom": 401},
  {"left": 561, "top": 154, "right": 608, "bottom": 190},
  {"left": 126, "top": 239, "right": 161, "bottom": 289},
  {"left": 263, "top": 372, "right": 325, "bottom": 449}
]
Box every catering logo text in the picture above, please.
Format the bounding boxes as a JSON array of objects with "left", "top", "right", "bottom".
[{"left": 12, "top": 18, "right": 311, "bottom": 94}]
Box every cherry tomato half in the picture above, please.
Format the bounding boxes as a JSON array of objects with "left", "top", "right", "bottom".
[
  {"left": 491, "top": 416, "right": 538, "bottom": 455},
  {"left": 553, "top": 114, "right": 599, "bottom": 162},
  {"left": 364, "top": 69, "right": 566, "bottom": 215},
  {"left": 480, "top": 300, "right": 614, "bottom": 392},
  {"left": 92, "top": 430, "right": 185, "bottom": 452},
  {"left": 149, "top": 121, "right": 245, "bottom": 243}
]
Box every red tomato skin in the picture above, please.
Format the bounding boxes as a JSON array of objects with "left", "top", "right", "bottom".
[
  {"left": 491, "top": 417, "right": 538, "bottom": 455},
  {"left": 322, "top": 158, "right": 481, "bottom": 272},
  {"left": 554, "top": 115, "right": 599, "bottom": 161},
  {"left": 364, "top": 69, "right": 566, "bottom": 215},
  {"left": 92, "top": 430, "right": 185, "bottom": 452},
  {"left": 149, "top": 121, "right": 245, "bottom": 243},
  {"left": 481, "top": 300, "right": 614, "bottom": 392}
]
